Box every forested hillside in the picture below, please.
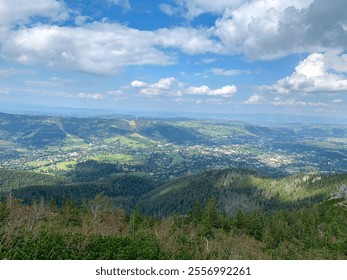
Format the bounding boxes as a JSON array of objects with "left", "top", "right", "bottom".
[
  {"left": 1, "top": 167, "right": 346, "bottom": 216},
  {"left": 140, "top": 169, "right": 347, "bottom": 216},
  {"left": 0, "top": 195, "right": 345, "bottom": 259}
]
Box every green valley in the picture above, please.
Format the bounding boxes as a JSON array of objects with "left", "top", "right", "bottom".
[{"left": 0, "top": 112, "right": 346, "bottom": 260}]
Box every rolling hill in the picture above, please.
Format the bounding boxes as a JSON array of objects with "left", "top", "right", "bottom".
[
  {"left": 139, "top": 168, "right": 347, "bottom": 216},
  {"left": 1, "top": 166, "right": 346, "bottom": 217}
]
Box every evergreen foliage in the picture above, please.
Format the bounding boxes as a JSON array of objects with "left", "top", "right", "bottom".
[{"left": 0, "top": 196, "right": 345, "bottom": 260}]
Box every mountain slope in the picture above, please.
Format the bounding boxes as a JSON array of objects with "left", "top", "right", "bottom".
[
  {"left": 139, "top": 169, "right": 347, "bottom": 216},
  {"left": 0, "top": 169, "right": 68, "bottom": 192}
]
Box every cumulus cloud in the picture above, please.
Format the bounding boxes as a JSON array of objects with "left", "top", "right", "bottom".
[
  {"left": 156, "top": 27, "right": 221, "bottom": 55},
  {"left": 1, "top": 23, "right": 177, "bottom": 75},
  {"left": 131, "top": 80, "right": 147, "bottom": 88},
  {"left": 214, "top": 0, "right": 347, "bottom": 59},
  {"left": 162, "top": 0, "right": 347, "bottom": 60},
  {"left": 1, "top": 20, "right": 222, "bottom": 75},
  {"left": 130, "top": 77, "right": 237, "bottom": 98},
  {"left": 260, "top": 52, "right": 347, "bottom": 94},
  {"left": 1, "top": 0, "right": 346, "bottom": 77},
  {"left": 160, "top": 0, "right": 243, "bottom": 19},
  {"left": 245, "top": 94, "right": 263, "bottom": 105},
  {"left": 185, "top": 85, "right": 237, "bottom": 97},
  {"left": 0, "top": 1, "right": 221, "bottom": 75},
  {"left": 130, "top": 77, "right": 178, "bottom": 96},
  {"left": 0, "top": 0, "right": 68, "bottom": 30}
]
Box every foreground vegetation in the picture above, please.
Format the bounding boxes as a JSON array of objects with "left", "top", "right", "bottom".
[{"left": 0, "top": 196, "right": 346, "bottom": 260}]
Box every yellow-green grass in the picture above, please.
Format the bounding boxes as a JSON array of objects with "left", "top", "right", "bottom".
[
  {"left": 15, "top": 148, "right": 28, "bottom": 153},
  {"left": 91, "top": 154, "right": 133, "bottom": 163},
  {"left": 176, "top": 121, "right": 253, "bottom": 138},
  {"left": 104, "top": 137, "right": 118, "bottom": 144},
  {"left": 55, "top": 161, "right": 77, "bottom": 171},
  {"left": 104, "top": 135, "right": 158, "bottom": 148},
  {"left": 0, "top": 140, "right": 15, "bottom": 147},
  {"left": 62, "top": 135, "right": 88, "bottom": 151},
  {"left": 223, "top": 174, "right": 342, "bottom": 203},
  {"left": 170, "top": 154, "right": 184, "bottom": 165},
  {"left": 128, "top": 120, "right": 136, "bottom": 127},
  {"left": 117, "top": 136, "right": 147, "bottom": 148}
]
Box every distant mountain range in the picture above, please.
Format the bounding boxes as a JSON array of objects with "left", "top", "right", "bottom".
[
  {"left": 0, "top": 111, "right": 346, "bottom": 149},
  {"left": 1, "top": 102, "right": 347, "bottom": 124}
]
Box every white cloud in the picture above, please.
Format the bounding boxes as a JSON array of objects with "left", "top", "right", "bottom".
[
  {"left": 152, "top": 77, "right": 177, "bottom": 90},
  {"left": 0, "top": 0, "right": 68, "bottom": 30},
  {"left": 160, "top": 0, "right": 243, "bottom": 19},
  {"left": 261, "top": 52, "right": 347, "bottom": 94},
  {"left": 162, "top": 0, "right": 347, "bottom": 60},
  {"left": 130, "top": 77, "right": 237, "bottom": 98},
  {"left": 214, "top": 0, "right": 318, "bottom": 59},
  {"left": 185, "top": 85, "right": 210, "bottom": 95},
  {"left": 271, "top": 97, "right": 326, "bottom": 107},
  {"left": 159, "top": 3, "right": 180, "bottom": 16},
  {"left": 211, "top": 68, "right": 251, "bottom": 76},
  {"left": 213, "top": 0, "right": 347, "bottom": 60},
  {"left": 201, "top": 58, "right": 216, "bottom": 64},
  {"left": 332, "top": 99, "right": 343, "bottom": 103},
  {"left": 107, "top": 0, "right": 131, "bottom": 11},
  {"left": 186, "top": 84, "right": 237, "bottom": 97},
  {"left": 131, "top": 77, "right": 178, "bottom": 96},
  {"left": 161, "top": 1, "right": 347, "bottom": 60},
  {"left": 131, "top": 80, "right": 147, "bottom": 88},
  {"left": 324, "top": 51, "right": 347, "bottom": 73},
  {"left": 78, "top": 92, "right": 104, "bottom": 100},
  {"left": 156, "top": 27, "right": 221, "bottom": 55},
  {"left": 0, "top": 0, "right": 346, "bottom": 78},
  {"left": 1, "top": 19, "right": 223, "bottom": 75},
  {"left": 74, "top": 15, "right": 91, "bottom": 26},
  {"left": 245, "top": 94, "right": 263, "bottom": 104},
  {"left": 1, "top": 23, "right": 178, "bottom": 75}
]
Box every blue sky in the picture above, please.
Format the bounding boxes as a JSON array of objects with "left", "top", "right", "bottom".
[{"left": 0, "top": 0, "right": 346, "bottom": 118}]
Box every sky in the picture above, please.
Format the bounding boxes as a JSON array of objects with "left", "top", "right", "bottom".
[{"left": 0, "top": 0, "right": 347, "bottom": 119}]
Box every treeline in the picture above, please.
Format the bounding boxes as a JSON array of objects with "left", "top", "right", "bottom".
[
  {"left": 2, "top": 167, "right": 347, "bottom": 218},
  {"left": 0, "top": 196, "right": 346, "bottom": 260},
  {"left": 0, "top": 169, "right": 68, "bottom": 192},
  {"left": 1, "top": 161, "right": 158, "bottom": 212},
  {"left": 9, "top": 174, "right": 156, "bottom": 212}
]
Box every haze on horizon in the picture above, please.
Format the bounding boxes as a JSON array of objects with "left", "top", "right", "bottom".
[{"left": 0, "top": 0, "right": 346, "bottom": 119}]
